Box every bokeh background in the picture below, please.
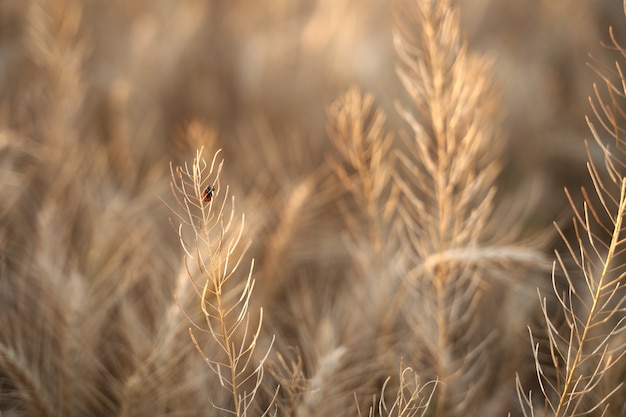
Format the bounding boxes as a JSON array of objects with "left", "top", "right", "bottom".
[{"left": 2, "top": 0, "right": 623, "bottom": 217}]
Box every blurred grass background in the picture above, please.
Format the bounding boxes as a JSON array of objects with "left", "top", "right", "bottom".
[{"left": 1, "top": 0, "right": 622, "bottom": 218}]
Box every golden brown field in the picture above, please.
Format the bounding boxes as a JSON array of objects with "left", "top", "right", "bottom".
[{"left": 2, "top": 0, "right": 626, "bottom": 416}]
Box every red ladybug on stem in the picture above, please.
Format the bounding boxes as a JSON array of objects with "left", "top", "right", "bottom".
[{"left": 202, "top": 186, "right": 215, "bottom": 202}]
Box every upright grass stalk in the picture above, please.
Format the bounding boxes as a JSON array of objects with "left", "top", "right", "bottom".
[
  {"left": 167, "top": 148, "right": 275, "bottom": 417},
  {"left": 518, "top": 10, "right": 626, "bottom": 416},
  {"left": 326, "top": 87, "right": 400, "bottom": 320},
  {"left": 393, "top": 0, "right": 545, "bottom": 415},
  {"left": 327, "top": 87, "right": 439, "bottom": 417}
]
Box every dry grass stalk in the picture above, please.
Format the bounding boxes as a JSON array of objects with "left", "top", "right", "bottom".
[
  {"left": 167, "top": 148, "right": 276, "bottom": 416},
  {"left": 517, "top": 8, "right": 626, "bottom": 417},
  {"left": 326, "top": 86, "right": 404, "bottom": 327},
  {"left": 392, "top": 0, "right": 546, "bottom": 415},
  {"left": 327, "top": 87, "right": 397, "bottom": 260}
]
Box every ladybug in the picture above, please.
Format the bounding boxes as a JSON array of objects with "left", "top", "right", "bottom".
[{"left": 202, "top": 185, "right": 215, "bottom": 202}]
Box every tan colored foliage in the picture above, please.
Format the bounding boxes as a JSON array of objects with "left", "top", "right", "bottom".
[{"left": 0, "top": 0, "right": 625, "bottom": 416}]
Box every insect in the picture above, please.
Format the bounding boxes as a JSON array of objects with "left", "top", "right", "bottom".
[{"left": 202, "top": 185, "right": 215, "bottom": 202}]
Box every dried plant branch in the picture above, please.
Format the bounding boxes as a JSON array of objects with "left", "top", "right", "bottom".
[
  {"left": 393, "top": 0, "right": 545, "bottom": 415},
  {"left": 518, "top": 12, "right": 626, "bottom": 417},
  {"left": 327, "top": 87, "right": 397, "bottom": 260},
  {"left": 326, "top": 86, "right": 405, "bottom": 330},
  {"left": 169, "top": 148, "right": 275, "bottom": 417}
]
